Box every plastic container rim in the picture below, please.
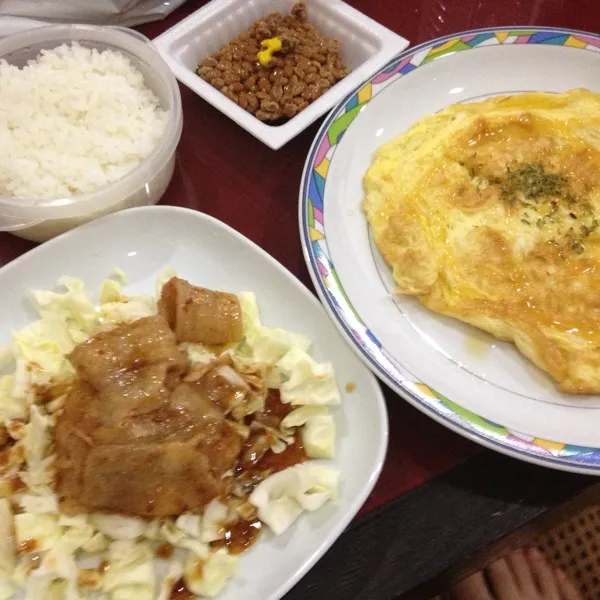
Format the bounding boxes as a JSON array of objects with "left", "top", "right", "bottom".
[{"left": 0, "top": 23, "right": 183, "bottom": 219}]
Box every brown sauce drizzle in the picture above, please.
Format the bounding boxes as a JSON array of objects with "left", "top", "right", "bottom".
[
  {"left": 8, "top": 474, "right": 26, "bottom": 493},
  {"left": 32, "top": 379, "right": 73, "bottom": 404},
  {"left": 169, "top": 577, "right": 193, "bottom": 600},
  {"left": 236, "top": 431, "right": 270, "bottom": 473},
  {"left": 236, "top": 431, "right": 308, "bottom": 483},
  {"left": 236, "top": 388, "right": 301, "bottom": 476},
  {"left": 77, "top": 568, "right": 102, "bottom": 589},
  {"left": 6, "top": 419, "right": 26, "bottom": 441},
  {"left": 156, "top": 542, "right": 174, "bottom": 560},
  {"left": 262, "top": 389, "right": 292, "bottom": 421},
  {"left": 23, "top": 554, "right": 40, "bottom": 576},
  {"left": 210, "top": 519, "right": 262, "bottom": 555},
  {"left": 0, "top": 448, "right": 11, "bottom": 470},
  {"left": 254, "top": 436, "right": 308, "bottom": 474},
  {"left": 232, "top": 387, "right": 308, "bottom": 505},
  {"left": 24, "top": 554, "right": 40, "bottom": 575},
  {"left": 18, "top": 539, "right": 38, "bottom": 554},
  {"left": 0, "top": 443, "right": 24, "bottom": 477},
  {"left": 0, "top": 424, "right": 8, "bottom": 448}
]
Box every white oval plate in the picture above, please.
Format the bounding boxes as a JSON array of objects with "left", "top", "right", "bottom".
[
  {"left": 0, "top": 205, "right": 388, "bottom": 599},
  {"left": 299, "top": 27, "right": 600, "bottom": 474}
]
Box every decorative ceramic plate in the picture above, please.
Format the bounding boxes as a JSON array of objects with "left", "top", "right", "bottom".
[
  {"left": 299, "top": 27, "right": 600, "bottom": 474},
  {"left": 0, "top": 206, "right": 388, "bottom": 600}
]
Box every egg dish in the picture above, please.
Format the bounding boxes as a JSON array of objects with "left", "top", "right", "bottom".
[
  {"left": 363, "top": 88, "right": 600, "bottom": 394},
  {"left": 0, "top": 270, "right": 340, "bottom": 599}
]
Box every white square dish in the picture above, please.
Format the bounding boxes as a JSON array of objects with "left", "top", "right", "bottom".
[
  {"left": 0, "top": 206, "right": 388, "bottom": 600},
  {"left": 152, "top": 0, "right": 409, "bottom": 149}
]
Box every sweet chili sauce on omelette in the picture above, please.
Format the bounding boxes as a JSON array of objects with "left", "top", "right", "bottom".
[{"left": 449, "top": 107, "right": 600, "bottom": 340}]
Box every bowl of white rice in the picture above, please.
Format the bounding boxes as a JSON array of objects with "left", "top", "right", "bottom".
[{"left": 0, "top": 24, "right": 182, "bottom": 242}]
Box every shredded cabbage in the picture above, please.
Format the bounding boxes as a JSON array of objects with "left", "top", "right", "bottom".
[
  {"left": 13, "top": 314, "right": 75, "bottom": 384},
  {"left": 111, "top": 583, "right": 155, "bottom": 600},
  {"left": 98, "top": 298, "right": 156, "bottom": 327},
  {"left": 99, "top": 280, "right": 127, "bottom": 304},
  {"left": 301, "top": 415, "right": 336, "bottom": 458},
  {"left": 175, "top": 514, "right": 202, "bottom": 539},
  {"left": 31, "top": 277, "right": 97, "bottom": 334},
  {"left": 281, "top": 406, "right": 336, "bottom": 458},
  {"left": 112, "top": 268, "right": 128, "bottom": 284},
  {"left": 30, "top": 538, "right": 81, "bottom": 600},
  {"left": 237, "top": 292, "right": 312, "bottom": 367},
  {"left": 0, "top": 579, "right": 14, "bottom": 600},
  {"left": 183, "top": 343, "right": 216, "bottom": 364},
  {"left": 14, "top": 513, "right": 62, "bottom": 553},
  {"left": 0, "top": 270, "right": 343, "bottom": 599},
  {"left": 184, "top": 549, "right": 237, "bottom": 598},
  {"left": 178, "top": 538, "right": 211, "bottom": 559},
  {"left": 23, "top": 571, "right": 58, "bottom": 600},
  {"left": 0, "top": 500, "right": 15, "bottom": 574},
  {"left": 249, "top": 464, "right": 339, "bottom": 535},
  {"left": 277, "top": 347, "right": 341, "bottom": 406},
  {"left": 159, "top": 521, "right": 185, "bottom": 546},
  {"left": 56, "top": 515, "right": 88, "bottom": 530},
  {"left": 236, "top": 292, "right": 262, "bottom": 336},
  {"left": 56, "top": 526, "right": 94, "bottom": 554},
  {"left": 103, "top": 541, "right": 155, "bottom": 600},
  {"left": 0, "top": 375, "right": 25, "bottom": 421},
  {"left": 24, "top": 405, "right": 51, "bottom": 467},
  {"left": 0, "top": 348, "right": 12, "bottom": 370},
  {"left": 280, "top": 405, "right": 328, "bottom": 428},
  {"left": 157, "top": 519, "right": 210, "bottom": 560},
  {"left": 17, "top": 495, "right": 58, "bottom": 514},
  {"left": 82, "top": 532, "right": 109, "bottom": 554},
  {"left": 22, "top": 404, "right": 53, "bottom": 494},
  {"left": 90, "top": 514, "right": 148, "bottom": 541},
  {"left": 142, "top": 520, "right": 161, "bottom": 542},
  {"left": 200, "top": 499, "right": 229, "bottom": 543},
  {"left": 156, "top": 561, "right": 183, "bottom": 600}
]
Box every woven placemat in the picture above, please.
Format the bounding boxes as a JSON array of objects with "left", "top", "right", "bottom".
[{"left": 535, "top": 505, "right": 600, "bottom": 599}]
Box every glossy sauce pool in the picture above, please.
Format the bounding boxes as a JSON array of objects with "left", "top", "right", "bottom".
[
  {"left": 169, "top": 578, "right": 193, "bottom": 600},
  {"left": 211, "top": 519, "right": 262, "bottom": 555},
  {"left": 256, "top": 436, "right": 308, "bottom": 473}
]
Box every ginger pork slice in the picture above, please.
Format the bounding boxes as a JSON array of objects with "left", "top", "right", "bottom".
[
  {"left": 158, "top": 277, "right": 244, "bottom": 346},
  {"left": 68, "top": 314, "right": 188, "bottom": 393},
  {"left": 55, "top": 316, "right": 242, "bottom": 517},
  {"left": 79, "top": 436, "right": 231, "bottom": 516}
]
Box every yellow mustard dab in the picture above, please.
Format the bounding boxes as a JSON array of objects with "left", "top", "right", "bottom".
[{"left": 257, "top": 37, "right": 282, "bottom": 67}]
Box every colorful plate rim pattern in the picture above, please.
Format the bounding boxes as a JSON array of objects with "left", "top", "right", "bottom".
[{"left": 299, "top": 27, "right": 600, "bottom": 474}]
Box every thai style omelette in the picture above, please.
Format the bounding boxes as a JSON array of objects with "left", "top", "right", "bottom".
[{"left": 363, "top": 89, "right": 600, "bottom": 393}]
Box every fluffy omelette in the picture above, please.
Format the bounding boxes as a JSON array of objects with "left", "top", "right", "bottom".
[{"left": 363, "top": 89, "right": 600, "bottom": 394}]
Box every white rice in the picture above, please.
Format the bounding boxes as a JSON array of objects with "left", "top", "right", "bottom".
[{"left": 0, "top": 42, "right": 169, "bottom": 200}]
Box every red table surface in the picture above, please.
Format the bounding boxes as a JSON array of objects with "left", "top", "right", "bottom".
[{"left": 1, "top": 0, "right": 600, "bottom": 518}]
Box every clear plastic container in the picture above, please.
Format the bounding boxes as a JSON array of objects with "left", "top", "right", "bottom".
[{"left": 0, "top": 24, "right": 183, "bottom": 242}]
